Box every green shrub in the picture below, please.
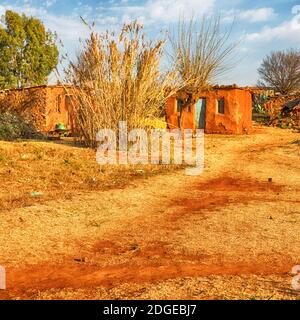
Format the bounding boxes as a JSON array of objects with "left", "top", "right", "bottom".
[{"left": 0, "top": 113, "right": 43, "bottom": 140}]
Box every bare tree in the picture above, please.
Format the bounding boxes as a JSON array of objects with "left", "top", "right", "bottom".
[
  {"left": 258, "top": 49, "right": 300, "bottom": 95},
  {"left": 167, "top": 16, "right": 237, "bottom": 94}
]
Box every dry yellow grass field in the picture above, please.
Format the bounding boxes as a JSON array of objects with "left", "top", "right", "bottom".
[
  {"left": 0, "top": 139, "right": 184, "bottom": 211},
  {"left": 0, "top": 124, "right": 299, "bottom": 300}
]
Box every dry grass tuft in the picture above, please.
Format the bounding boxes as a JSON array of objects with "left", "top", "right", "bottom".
[{"left": 63, "top": 21, "right": 182, "bottom": 147}]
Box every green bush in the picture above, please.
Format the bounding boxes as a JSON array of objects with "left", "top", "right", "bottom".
[{"left": 0, "top": 113, "right": 43, "bottom": 140}]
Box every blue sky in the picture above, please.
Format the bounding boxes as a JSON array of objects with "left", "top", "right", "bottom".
[{"left": 1, "top": 0, "right": 300, "bottom": 85}]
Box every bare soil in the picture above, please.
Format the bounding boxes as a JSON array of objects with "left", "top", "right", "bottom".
[{"left": 0, "top": 125, "right": 300, "bottom": 300}]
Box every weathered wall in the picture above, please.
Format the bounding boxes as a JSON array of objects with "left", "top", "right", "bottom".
[
  {"left": 265, "top": 93, "right": 300, "bottom": 128},
  {"left": 45, "top": 87, "right": 76, "bottom": 132},
  {"left": 291, "top": 105, "right": 300, "bottom": 127},
  {"left": 165, "top": 88, "right": 253, "bottom": 134},
  {"left": 238, "top": 89, "right": 253, "bottom": 134},
  {"left": 165, "top": 96, "right": 178, "bottom": 129},
  {"left": 0, "top": 85, "right": 77, "bottom": 133},
  {"left": 264, "top": 93, "right": 300, "bottom": 114},
  {"left": 0, "top": 87, "right": 47, "bottom": 131},
  {"left": 180, "top": 106, "right": 195, "bottom": 130}
]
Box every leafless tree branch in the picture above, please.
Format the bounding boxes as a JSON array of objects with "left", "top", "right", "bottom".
[{"left": 258, "top": 49, "right": 300, "bottom": 95}]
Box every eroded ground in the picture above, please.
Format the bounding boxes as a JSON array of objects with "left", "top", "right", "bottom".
[{"left": 0, "top": 125, "right": 300, "bottom": 300}]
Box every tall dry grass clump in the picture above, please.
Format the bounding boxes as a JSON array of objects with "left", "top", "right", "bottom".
[{"left": 64, "top": 21, "right": 181, "bottom": 147}]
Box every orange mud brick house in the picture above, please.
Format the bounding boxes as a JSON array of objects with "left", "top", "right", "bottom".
[
  {"left": 165, "top": 85, "right": 253, "bottom": 134},
  {"left": 0, "top": 85, "right": 76, "bottom": 134}
]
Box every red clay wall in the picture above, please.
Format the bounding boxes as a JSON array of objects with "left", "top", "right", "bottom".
[
  {"left": 0, "top": 87, "right": 48, "bottom": 131},
  {"left": 165, "top": 97, "right": 179, "bottom": 129},
  {"left": 0, "top": 86, "right": 76, "bottom": 133},
  {"left": 237, "top": 89, "right": 252, "bottom": 134},
  {"left": 165, "top": 88, "right": 252, "bottom": 134},
  {"left": 203, "top": 88, "right": 252, "bottom": 134},
  {"left": 181, "top": 106, "right": 195, "bottom": 131},
  {"left": 165, "top": 96, "right": 195, "bottom": 131},
  {"left": 45, "top": 87, "right": 76, "bottom": 132}
]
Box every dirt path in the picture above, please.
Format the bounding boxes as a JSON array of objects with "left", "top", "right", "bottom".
[{"left": 0, "top": 126, "right": 300, "bottom": 300}]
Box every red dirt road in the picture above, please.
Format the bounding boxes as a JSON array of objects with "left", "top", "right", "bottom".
[{"left": 0, "top": 126, "right": 300, "bottom": 299}]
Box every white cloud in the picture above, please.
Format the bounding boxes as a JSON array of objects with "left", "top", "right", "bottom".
[
  {"left": 0, "top": 4, "right": 90, "bottom": 42},
  {"left": 113, "top": 0, "right": 215, "bottom": 24},
  {"left": 146, "top": 0, "right": 215, "bottom": 22},
  {"left": 245, "top": 15, "right": 300, "bottom": 43},
  {"left": 0, "top": 4, "right": 45, "bottom": 17},
  {"left": 45, "top": 0, "right": 56, "bottom": 7},
  {"left": 239, "top": 7, "right": 276, "bottom": 23},
  {"left": 233, "top": 10, "right": 300, "bottom": 86},
  {"left": 222, "top": 7, "right": 276, "bottom": 24},
  {"left": 1, "top": 0, "right": 216, "bottom": 42},
  {"left": 73, "top": 4, "right": 93, "bottom": 17}
]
